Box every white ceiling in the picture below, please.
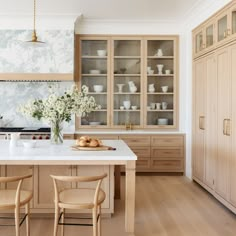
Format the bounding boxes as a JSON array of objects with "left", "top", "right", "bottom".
[{"left": 0, "top": 0, "right": 203, "bottom": 21}]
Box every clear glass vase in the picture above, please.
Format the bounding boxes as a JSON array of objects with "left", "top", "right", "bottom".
[{"left": 50, "top": 120, "right": 63, "bottom": 145}]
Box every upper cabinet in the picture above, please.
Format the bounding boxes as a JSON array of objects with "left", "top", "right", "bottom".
[
  {"left": 193, "top": 1, "right": 236, "bottom": 59},
  {"left": 74, "top": 35, "right": 179, "bottom": 130}
]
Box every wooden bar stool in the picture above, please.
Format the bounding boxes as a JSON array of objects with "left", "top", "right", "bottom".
[
  {"left": 51, "top": 173, "right": 107, "bottom": 236},
  {"left": 0, "top": 174, "right": 33, "bottom": 236}
]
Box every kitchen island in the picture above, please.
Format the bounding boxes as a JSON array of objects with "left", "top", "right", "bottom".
[{"left": 0, "top": 139, "right": 137, "bottom": 234}]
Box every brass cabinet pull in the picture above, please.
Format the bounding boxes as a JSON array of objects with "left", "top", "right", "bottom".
[
  {"left": 226, "top": 119, "right": 231, "bottom": 136},
  {"left": 223, "top": 119, "right": 231, "bottom": 136},
  {"left": 223, "top": 119, "right": 227, "bottom": 135},
  {"left": 199, "top": 116, "right": 205, "bottom": 130}
]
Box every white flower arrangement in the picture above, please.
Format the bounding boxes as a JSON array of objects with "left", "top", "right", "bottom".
[{"left": 19, "top": 85, "right": 100, "bottom": 124}]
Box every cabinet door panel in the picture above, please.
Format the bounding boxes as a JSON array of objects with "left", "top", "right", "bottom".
[
  {"left": 76, "top": 165, "right": 111, "bottom": 209},
  {"left": 5, "top": 165, "right": 33, "bottom": 191},
  {"left": 192, "top": 58, "right": 205, "bottom": 182},
  {"left": 34, "top": 165, "right": 72, "bottom": 208},
  {"left": 229, "top": 43, "right": 236, "bottom": 206},
  {"left": 215, "top": 48, "right": 230, "bottom": 199},
  {"left": 205, "top": 54, "right": 217, "bottom": 189}
]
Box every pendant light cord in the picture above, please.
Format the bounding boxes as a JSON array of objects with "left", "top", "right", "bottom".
[{"left": 33, "top": 0, "right": 36, "bottom": 31}]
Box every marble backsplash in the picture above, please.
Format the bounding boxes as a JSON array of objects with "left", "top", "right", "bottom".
[
  {"left": 0, "top": 30, "right": 75, "bottom": 131},
  {"left": 0, "top": 81, "right": 75, "bottom": 131}
]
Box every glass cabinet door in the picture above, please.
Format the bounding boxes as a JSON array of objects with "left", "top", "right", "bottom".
[
  {"left": 206, "top": 24, "right": 214, "bottom": 48},
  {"left": 145, "top": 39, "right": 175, "bottom": 127},
  {"left": 217, "top": 14, "right": 228, "bottom": 42},
  {"left": 195, "top": 31, "right": 203, "bottom": 54},
  {"left": 230, "top": 5, "right": 236, "bottom": 35},
  {"left": 79, "top": 39, "right": 109, "bottom": 128},
  {"left": 112, "top": 39, "right": 142, "bottom": 128}
]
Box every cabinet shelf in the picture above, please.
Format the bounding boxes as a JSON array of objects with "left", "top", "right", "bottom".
[
  {"left": 147, "top": 92, "right": 174, "bottom": 95},
  {"left": 114, "top": 74, "right": 141, "bottom": 76},
  {"left": 114, "top": 56, "right": 141, "bottom": 59},
  {"left": 82, "top": 56, "right": 107, "bottom": 59},
  {"left": 147, "top": 74, "right": 174, "bottom": 77},
  {"left": 147, "top": 56, "right": 174, "bottom": 59},
  {"left": 113, "top": 92, "right": 141, "bottom": 95},
  {"left": 114, "top": 109, "right": 140, "bottom": 112},
  {"left": 93, "top": 109, "right": 107, "bottom": 112},
  {"left": 82, "top": 74, "right": 107, "bottom": 77},
  {"left": 88, "top": 92, "right": 107, "bottom": 95},
  {"left": 147, "top": 109, "right": 174, "bottom": 112}
]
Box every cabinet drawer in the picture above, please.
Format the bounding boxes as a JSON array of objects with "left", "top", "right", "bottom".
[
  {"left": 120, "top": 135, "right": 150, "bottom": 147},
  {"left": 131, "top": 147, "right": 150, "bottom": 158},
  {"left": 151, "top": 159, "right": 184, "bottom": 171},
  {"left": 151, "top": 135, "right": 184, "bottom": 147},
  {"left": 137, "top": 158, "right": 151, "bottom": 169},
  {"left": 151, "top": 147, "right": 184, "bottom": 159}
]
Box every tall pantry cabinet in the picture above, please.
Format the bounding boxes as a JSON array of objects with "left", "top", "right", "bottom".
[{"left": 192, "top": 0, "right": 236, "bottom": 213}]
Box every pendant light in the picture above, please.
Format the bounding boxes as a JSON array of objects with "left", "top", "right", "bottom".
[{"left": 26, "top": 0, "right": 45, "bottom": 45}]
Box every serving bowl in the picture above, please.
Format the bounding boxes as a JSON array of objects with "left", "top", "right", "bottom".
[
  {"left": 89, "top": 122, "right": 101, "bottom": 125},
  {"left": 97, "top": 50, "right": 107, "bottom": 56},
  {"left": 93, "top": 85, "right": 104, "bottom": 93},
  {"left": 89, "top": 69, "right": 101, "bottom": 74},
  {"left": 22, "top": 140, "right": 37, "bottom": 148},
  {"left": 157, "top": 118, "right": 168, "bottom": 125}
]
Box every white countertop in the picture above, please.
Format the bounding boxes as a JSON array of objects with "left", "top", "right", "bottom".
[{"left": 0, "top": 140, "right": 137, "bottom": 164}]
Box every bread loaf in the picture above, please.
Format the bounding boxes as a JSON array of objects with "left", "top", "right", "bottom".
[{"left": 75, "top": 136, "right": 102, "bottom": 147}]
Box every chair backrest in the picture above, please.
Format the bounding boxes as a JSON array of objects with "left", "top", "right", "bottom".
[
  {"left": 50, "top": 173, "right": 107, "bottom": 206},
  {"left": 0, "top": 174, "right": 32, "bottom": 206}
]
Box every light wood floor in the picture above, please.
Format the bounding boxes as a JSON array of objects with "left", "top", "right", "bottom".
[{"left": 1, "top": 175, "right": 236, "bottom": 236}]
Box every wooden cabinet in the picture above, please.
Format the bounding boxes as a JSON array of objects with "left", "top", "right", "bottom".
[
  {"left": 119, "top": 134, "right": 185, "bottom": 172},
  {"left": 151, "top": 135, "right": 184, "bottom": 172},
  {"left": 193, "top": 14, "right": 236, "bottom": 213},
  {"left": 75, "top": 35, "right": 179, "bottom": 130},
  {"left": 192, "top": 1, "right": 236, "bottom": 59},
  {"left": 215, "top": 46, "right": 231, "bottom": 199},
  {"left": 192, "top": 57, "right": 206, "bottom": 182},
  {"left": 229, "top": 43, "right": 236, "bottom": 207},
  {"left": 1, "top": 165, "right": 114, "bottom": 214}
]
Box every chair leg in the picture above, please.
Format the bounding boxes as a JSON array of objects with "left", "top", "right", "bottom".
[
  {"left": 92, "top": 208, "right": 98, "bottom": 236},
  {"left": 54, "top": 207, "right": 59, "bottom": 236},
  {"left": 15, "top": 206, "right": 20, "bottom": 236},
  {"left": 61, "top": 208, "right": 65, "bottom": 236},
  {"left": 25, "top": 203, "right": 30, "bottom": 236},
  {"left": 98, "top": 205, "right": 101, "bottom": 236}
]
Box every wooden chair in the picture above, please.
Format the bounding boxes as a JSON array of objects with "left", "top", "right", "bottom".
[
  {"left": 51, "top": 173, "right": 107, "bottom": 236},
  {"left": 0, "top": 174, "right": 33, "bottom": 236}
]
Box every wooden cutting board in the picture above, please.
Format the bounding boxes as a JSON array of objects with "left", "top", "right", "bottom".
[{"left": 71, "top": 145, "right": 116, "bottom": 151}]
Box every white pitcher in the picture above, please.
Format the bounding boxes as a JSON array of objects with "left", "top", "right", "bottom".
[{"left": 10, "top": 133, "right": 20, "bottom": 147}]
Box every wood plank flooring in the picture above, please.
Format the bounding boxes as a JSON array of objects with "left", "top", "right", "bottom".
[{"left": 1, "top": 175, "right": 236, "bottom": 236}]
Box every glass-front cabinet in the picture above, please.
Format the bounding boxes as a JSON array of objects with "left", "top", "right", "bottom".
[
  {"left": 76, "top": 37, "right": 110, "bottom": 128},
  {"left": 144, "top": 38, "right": 176, "bottom": 128},
  {"left": 193, "top": 1, "right": 236, "bottom": 59},
  {"left": 74, "top": 35, "right": 178, "bottom": 130},
  {"left": 112, "top": 38, "right": 143, "bottom": 128}
]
